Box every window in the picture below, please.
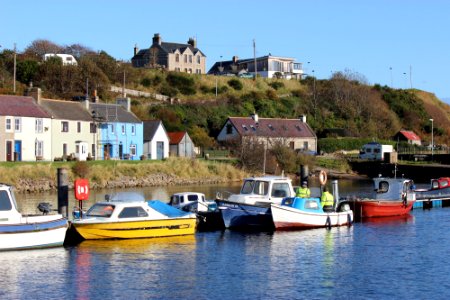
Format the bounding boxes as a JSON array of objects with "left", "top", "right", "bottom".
[
  {"left": 77, "top": 122, "right": 81, "bottom": 133},
  {"left": 5, "top": 118, "right": 12, "bottom": 131},
  {"left": 295, "top": 125, "right": 302, "bottom": 131},
  {"left": 61, "top": 121, "right": 69, "bottom": 132},
  {"left": 268, "top": 124, "right": 274, "bottom": 131},
  {"left": 242, "top": 125, "right": 248, "bottom": 131},
  {"left": 187, "top": 194, "right": 199, "bottom": 201},
  {"left": 271, "top": 182, "right": 291, "bottom": 197},
  {"left": 189, "top": 55, "right": 192, "bottom": 63},
  {"left": 241, "top": 180, "right": 255, "bottom": 194},
  {"left": 254, "top": 181, "right": 269, "bottom": 195},
  {"left": 90, "top": 122, "right": 96, "bottom": 133},
  {"left": 170, "top": 195, "right": 181, "bottom": 205},
  {"left": 63, "top": 143, "right": 68, "bottom": 156},
  {"left": 303, "top": 141, "right": 308, "bottom": 150},
  {"left": 118, "top": 207, "right": 148, "bottom": 218},
  {"left": 131, "top": 125, "right": 136, "bottom": 135},
  {"left": 226, "top": 124, "right": 233, "bottom": 134},
  {"left": 111, "top": 124, "right": 115, "bottom": 134},
  {"left": 197, "top": 55, "right": 201, "bottom": 64},
  {"left": 87, "top": 204, "right": 115, "bottom": 218},
  {"left": 184, "top": 55, "right": 187, "bottom": 63},
  {"left": 35, "top": 140, "right": 44, "bottom": 157},
  {"left": 35, "top": 118, "right": 43, "bottom": 133},
  {"left": 14, "top": 118, "right": 21, "bottom": 132},
  {"left": 130, "top": 144, "right": 136, "bottom": 156},
  {"left": 176, "top": 54, "right": 180, "bottom": 62},
  {"left": 377, "top": 181, "right": 390, "bottom": 193},
  {"left": 250, "top": 125, "right": 256, "bottom": 131},
  {"left": 0, "top": 191, "right": 13, "bottom": 211},
  {"left": 121, "top": 125, "right": 125, "bottom": 135}
]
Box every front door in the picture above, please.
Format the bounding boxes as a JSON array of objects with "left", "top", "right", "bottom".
[
  {"left": 119, "top": 144, "right": 123, "bottom": 159},
  {"left": 14, "top": 141, "right": 22, "bottom": 161},
  {"left": 6, "top": 141, "right": 12, "bottom": 161},
  {"left": 157, "top": 142, "right": 164, "bottom": 160}
]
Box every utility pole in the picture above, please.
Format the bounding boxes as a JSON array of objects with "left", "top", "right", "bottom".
[
  {"left": 122, "top": 70, "right": 126, "bottom": 97},
  {"left": 253, "top": 39, "right": 257, "bottom": 79},
  {"left": 85, "top": 78, "right": 89, "bottom": 100},
  {"left": 13, "top": 43, "right": 16, "bottom": 93}
]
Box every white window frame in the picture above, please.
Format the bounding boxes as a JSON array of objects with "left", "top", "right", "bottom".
[
  {"left": 35, "top": 118, "right": 43, "bottom": 133},
  {"left": 111, "top": 124, "right": 115, "bottom": 135},
  {"left": 130, "top": 144, "right": 136, "bottom": 157},
  {"left": 5, "top": 118, "right": 12, "bottom": 132},
  {"left": 61, "top": 121, "right": 69, "bottom": 133},
  {"left": 35, "top": 140, "right": 44, "bottom": 157},
  {"left": 121, "top": 125, "right": 125, "bottom": 135},
  {"left": 131, "top": 125, "right": 136, "bottom": 135},
  {"left": 77, "top": 121, "right": 81, "bottom": 133},
  {"left": 14, "top": 118, "right": 21, "bottom": 132}
]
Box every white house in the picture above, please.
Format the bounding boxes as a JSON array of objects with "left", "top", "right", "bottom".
[{"left": 143, "top": 120, "right": 169, "bottom": 159}]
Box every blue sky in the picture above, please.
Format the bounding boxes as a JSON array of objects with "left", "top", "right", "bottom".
[{"left": 2, "top": 0, "right": 450, "bottom": 100}]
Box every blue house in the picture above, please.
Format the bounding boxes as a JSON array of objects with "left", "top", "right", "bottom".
[{"left": 88, "top": 98, "right": 143, "bottom": 160}]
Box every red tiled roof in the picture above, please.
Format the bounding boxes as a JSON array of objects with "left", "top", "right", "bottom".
[
  {"left": 168, "top": 132, "right": 186, "bottom": 144},
  {"left": 228, "top": 117, "right": 316, "bottom": 138},
  {"left": 399, "top": 130, "right": 421, "bottom": 141},
  {"left": 0, "top": 95, "right": 50, "bottom": 118}
]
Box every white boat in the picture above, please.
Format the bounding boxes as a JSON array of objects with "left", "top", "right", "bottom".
[
  {"left": 169, "top": 192, "right": 224, "bottom": 231},
  {"left": 216, "top": 175, "right": 295, "bottom": 230},
  {"left": 0, "top": 183, "right": 68, "bottom": 251},
  {"left": 70, "top": 192, "right": 197, "bottom": 240},
  {"left": 271, "top": 197, "right": 353, "bottom": 230}
]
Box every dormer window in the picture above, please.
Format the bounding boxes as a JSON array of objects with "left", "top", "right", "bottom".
[
  {"left": 268, "top": 124, "right": 274, "bottom": 131},
  {"left": 250, "top": 125, "right": 256, "bottom": 131},
  {"left": 295, "top": 125, "right": 302, "bottom": 131},
  {"left": 282, "top": 125, "right": 287, "bottom": 131},
  {"left": 242, "top": 125, "right": 248, "bottom": 131}
]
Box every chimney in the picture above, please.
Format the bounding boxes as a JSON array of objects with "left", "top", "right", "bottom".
[
  {"left": 152, "top": 33, "right": 162, "bottom": 45},
  {"left": 232, "top": 56, "right": 239, "bottom": 63},
  {"left": 251, "top": 112, "right": 259, "bottom": 123},
  {"left": 26, "top": 85, "right": 42, "bottom": 104},
  {"left": 116, "top": 97, "right": 131, "bottom": 112},
  {"left": 300, "top": 115, "right": 306, "bottom": 123},
  {"left": 187, "top": 37, "right": 197, "bottom": 48},
  {"left": 134, "top": 44, "right": 139, "bottom": 56}
]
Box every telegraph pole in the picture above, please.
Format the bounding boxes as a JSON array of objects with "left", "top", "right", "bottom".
[
  {"left": 13, "top": 43, "right": 16, "bottom": 93},
  {"left": 253, "top": 39, "right": 257, "bottom": 79}
]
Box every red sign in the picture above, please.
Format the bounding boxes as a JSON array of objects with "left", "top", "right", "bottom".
[{"left": 74, "top": 178, "right": 90, "bottom": 201}]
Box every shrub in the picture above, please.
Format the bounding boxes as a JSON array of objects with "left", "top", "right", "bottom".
[
  {"left": 141, "top": 77, "right": 152, "bottom": 87},
  {"left": 159, "top": 84, "right": 178, "bottom": 97},
  {"left": 72, "top": 161, "right": 91, "bottom": 178},
  {"left": 166, "top": 73, "right": 196, "bottom": 95},
  {"left": 227, "top": 79, "right": 243, "bottom": 90},
  {"left": 269, "top": 81, "right": 284, "bottom": 90}
]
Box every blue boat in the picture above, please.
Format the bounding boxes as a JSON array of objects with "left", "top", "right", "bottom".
[{"left": 216, "top": 176, "right": 295, "bottom": 231}]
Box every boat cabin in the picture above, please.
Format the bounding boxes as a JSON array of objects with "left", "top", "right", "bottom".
[
  {"left": 0, "top": 184, "right": 22, "bottom": 223},
  {"left": 169, "top": 192, "right": 217, "bottom": 212},
  {"left": 226, "top": 176, "right": 295, "bottom": 205},
  {"left": 430, "top": 177, "right": 450, "bottom": 190},
  {"left": 371, "top": 177, "right": 415, "bottom": 201}
]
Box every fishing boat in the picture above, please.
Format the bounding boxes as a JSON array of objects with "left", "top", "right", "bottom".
[
  {"left": 271, "top": 197, "right": 353, "bottom": 230},
  {"left": 169, "top": 192, "right": 224, "bottom": 231},
  {"left": 70, "top": 192, "right": 197, "bottom": 240},
  {"left": 216, "top": 176, "right": 295, "bottom": 231},
  {"left": 415, "top": 177, "right": 450, "bottom": 201},
  {"left": 349, "top": 177, "right": 415, "bottom": 219},
  {"left": 0, "top": 183, "right": 68, "bottom": 251}
]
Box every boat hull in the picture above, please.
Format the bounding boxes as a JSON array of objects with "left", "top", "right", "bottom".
[
  {"left": 71, "top": 217, "right": 197, "bottom": 240},
  {"left": 352, "top": 200, "right": 415, "bottom": 219},
  {"left": 0, "top": 215, "right": 68, "bottom": 251},
  {"left": 196, "top": 211, "right": 225, "bottom": 231},
  {"left": 217, "top": 200, "right": 274, "bottom": 231},
  {"left": 271, "top": 204, "right": 353, "bottom": 230}
]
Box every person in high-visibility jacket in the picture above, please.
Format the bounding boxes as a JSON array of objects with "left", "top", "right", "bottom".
[
  {"left": 321, "top": 186, "right": 334, "bottom": 212},
  {"left": 296, "top": 181, "right": 311, "bottom": 198}
]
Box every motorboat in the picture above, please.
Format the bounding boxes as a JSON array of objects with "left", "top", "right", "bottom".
[
  {"left": 415, "top": 177, "right": 450, "bottom": 201},
  {"left": 0, "top": 183, "right": 68, "bottom": 251},
  {"left": 216, "top": 175, "right": 295, "bottom": 231},
  {"left": 349, "top": 177, "right": 415, "bottom": 219},
  {"left": 271, "top": 197, "right": 353, "bottom": 230},
  {"left": 70, "top": 192, "right": 196, "bottom": 240},
  {"left": 169, "top": 192, "right": 224, "bottom": 231}
]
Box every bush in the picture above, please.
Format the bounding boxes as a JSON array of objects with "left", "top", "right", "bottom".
[
  {"left": 269, "top": 81, "right": 284, "bottom": 90},
  {"left": 141, "top": 77, "right": 152, "bottom": 87},
  {"left": 159, "top": 84, "right": 178, "bottom": 97},
  {"left": 166, "top": 73, "right": 196, "bottom": 95},
  {"left": 72, "top": 161, "right": 90, "bottom": 178},
  {"left": 227, "top": 79, "right": 243, "bottom": 90}
]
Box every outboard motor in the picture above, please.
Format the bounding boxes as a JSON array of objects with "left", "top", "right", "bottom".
[{"left": 37, "top": 202, "right": 52, "bottom": 215}]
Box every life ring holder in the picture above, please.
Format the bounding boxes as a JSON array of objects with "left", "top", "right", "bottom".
[{"left": 319, "top": 170, "right": 327, "bottom": 186}]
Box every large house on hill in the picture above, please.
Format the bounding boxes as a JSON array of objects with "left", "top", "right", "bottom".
[
  {"left": 217, "top": 114, "right": 317, "bottom": 153},
  {"left": 131, "top": 33, "right": 206, "bottom": 74}
]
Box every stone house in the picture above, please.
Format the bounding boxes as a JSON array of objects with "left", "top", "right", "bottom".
[
  {"left": 131, "top": 33, "right": 206, "bottom": 74},
  {"left": 217, "top": 113, "right": 317, "bottom": 153}
]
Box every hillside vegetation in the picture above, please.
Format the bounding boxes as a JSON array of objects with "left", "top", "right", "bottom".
[{"left": 1, "top": 39, "right": 450, "bottom": 150}]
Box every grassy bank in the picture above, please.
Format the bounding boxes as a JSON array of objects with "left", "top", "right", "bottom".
[{"left": 0, "top": 158, "right": 249, "bottom": 193}]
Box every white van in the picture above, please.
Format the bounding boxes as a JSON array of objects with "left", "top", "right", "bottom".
[
  {"left": 359, "top": 142, "right": 393, "bottom": 160},
  {"left": 43, "top": 53, "right": 78, "bottom": 66}
]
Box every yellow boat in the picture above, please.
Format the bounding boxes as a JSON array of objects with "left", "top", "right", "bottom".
[{"left": 70, "top": 193, "right": 197, "bottom": 240}]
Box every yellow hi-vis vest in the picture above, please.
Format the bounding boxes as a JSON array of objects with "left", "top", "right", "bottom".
[
  {"left": 296, "top": 187, "right": 311, "bottom": 198},
  {"left": 320, "top": 191, "right": 334, "bottom": 207}
]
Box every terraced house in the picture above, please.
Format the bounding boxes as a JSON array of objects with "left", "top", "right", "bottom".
[
  {"left": 131, "top": 33, "right": 206, "bottom": 74},
  {"left": 0, "top": 94, "right": 52, "bottom": 161}
]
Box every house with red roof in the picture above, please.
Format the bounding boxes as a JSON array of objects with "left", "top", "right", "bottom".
[
  {"left": 394, "top": 130, "right": 422, "bottom": 146},
  {"left": 0, "top": 94, "right": 52, "bottom": 161},
  {"left": 217, "top": 113, "right": 317, "bottom": 153},
  {"left": 167, "top": 131, "right": 196, "bottom": 158}
]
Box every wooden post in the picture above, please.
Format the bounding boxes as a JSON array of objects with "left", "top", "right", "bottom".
[
  {"left": 300, "top": 165, "right": 309, "bottom": 185},
  {"left": 57, "top": 168, "right": 69, "bottom": 217}
]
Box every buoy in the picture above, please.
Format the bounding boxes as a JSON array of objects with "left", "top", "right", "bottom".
[{"left": 319, "top": 170, "right": 328, "bottom": 186}]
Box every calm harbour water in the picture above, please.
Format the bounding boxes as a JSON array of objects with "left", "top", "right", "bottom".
[{"left": 2, "top": 180, "right": 449, "bottom": 299}]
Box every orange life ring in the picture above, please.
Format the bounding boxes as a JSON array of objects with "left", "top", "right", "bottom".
[{"left": 319, "top": 170, "right": 327, "bottom": 185}]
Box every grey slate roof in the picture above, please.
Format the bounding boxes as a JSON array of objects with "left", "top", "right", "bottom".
[
  {"left": 0, "top": 95, "right": 50, "bottom": 118},
  {"left": 90, "top": 103, "right": 141, "bottom": 123},
  {"left": 143, "top": 120, "right": 165, "bottom": 141},
  {"left": 228, "top": 117, "right": 316, "bottom": 138},
  {"left": 39, "top": 99, "right": 93, "bottom": 121}
]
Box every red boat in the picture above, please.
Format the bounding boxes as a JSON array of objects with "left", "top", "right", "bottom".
[{"left": 351, "top": 177, "right": 416, "bottom": 220}]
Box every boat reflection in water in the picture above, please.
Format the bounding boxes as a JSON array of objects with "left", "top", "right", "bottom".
[{"left": 360, "top": 213, "right": 415, "bottom": 225}]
